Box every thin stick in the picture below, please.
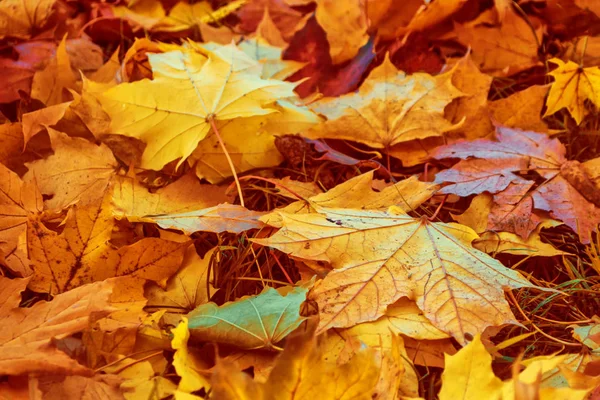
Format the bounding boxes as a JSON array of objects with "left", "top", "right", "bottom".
[{"left": 208, "top": 116, "right": 245, "bottom": 207}]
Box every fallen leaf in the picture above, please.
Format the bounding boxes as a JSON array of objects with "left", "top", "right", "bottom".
[
  {"left": 433, "top": 126, "right": 600, "bottom": 242},
  {"left": 27, "top": 194, "right": 189, "bottom": 293},
  {"left": 0, "top": 163, "right": 43, "bottom": 244},
  {"left": 24, "top": 128, "right": 119, "bottom": 210},
  {"left": 31, "top": 37, "right": 78, "bottom": 106},
  {"left": 145, "top": 246, "right": 215, "bottom": 312},
  {"left": 438, "top": 334, "right": 503, "bottom": 400},
  {"left": 100, "top": 43, "right": 297, "bottom": 170},
  {"left": 544, "top": 58, "right": 600, "bottom": 124},
  {"left": 315, "top": 0, "right": 369, "bottom": 64},
  {"left": 454, "top": 9, "right": 542, "bottom": 75},
  {"left": 254, "top": 206, "right": 535, "bottom": 344},
  {"left": 187, "top": 286, "right": 308, "bottom": 350},
  {"left": 171, "top": 317, "right": 211, "bottom": 393},
  {"left": 111, "top": 171, "right": 231, "bottom": 219},
  {"left": 0, "top": 276, "right": 116, "bottom": 375},
  {"left": 304, "top": 54, "right": 464, "bottom": 150},
  {"left": 0, "top": 0, "right": 56, "bottom": 39}
]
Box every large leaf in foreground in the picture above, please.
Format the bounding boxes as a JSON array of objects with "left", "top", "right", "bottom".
[
  {"left": 187, "top": 286, "right": 307, "bottom": 350},
  {"left": 100, "top": 44, "right": 297, "bottom": 170},
  {"left": 254, "top": 207, "right": 535, "bottom": 344}
]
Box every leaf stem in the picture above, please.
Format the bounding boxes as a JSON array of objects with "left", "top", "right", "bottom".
[{"left": 208, "top": 115, "right": 245, "bottom": 207}]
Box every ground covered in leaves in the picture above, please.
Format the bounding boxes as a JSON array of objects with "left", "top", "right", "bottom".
[{"left": 2, "top": 0, "right": 600, "bottom": 399}]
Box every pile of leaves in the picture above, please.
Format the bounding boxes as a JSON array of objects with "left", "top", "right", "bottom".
[{"left": 3, "top": 0, "right": 600, "bottom": 398}]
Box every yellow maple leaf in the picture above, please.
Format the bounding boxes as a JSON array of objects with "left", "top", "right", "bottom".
[
  {"left": 544, "top": 58, "right": 600, "bottom": 124},
  {"left": 100, "top": 44, "right": 297, "bottom": 171},
  {"left": 254, "top": 206, "right": 536, "bottom": 344},
  {"left": 304, "top": 54, "right": 464, "bottom": 150}
]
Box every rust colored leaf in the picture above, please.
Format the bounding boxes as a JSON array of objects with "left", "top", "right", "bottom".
[{"left": 0, "top": 276, "right": 116, "bottom": 375}]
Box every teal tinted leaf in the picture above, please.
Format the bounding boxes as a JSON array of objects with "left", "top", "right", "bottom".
[{"left": 187, "top": 286, "right": 307, "bottom": 350}]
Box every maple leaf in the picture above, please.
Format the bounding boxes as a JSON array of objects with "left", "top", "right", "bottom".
[
  {"left": 189, "top": 100, "right": 320, "bottom": 183},
  {"left": 263, "top": 171, "right": 438, "bottom": 227},
  {"left": 254, "top": 206, "right": 535, "bottom": 344},
  {"left": 544, "top": 58, "right": 600, "bottom": 124},
  {"left": 27, "top": 194, "right": 189, "bottom": 293},
  {"left": 24, "top": 128, "right": 119, "bottom": 210},
  {"left": 186, "top": 286, "right": 308, "bottom": 350},
  {"left": 0, "top": 162, "right": 43, "bottom": 244},
  {"left": 304, "top": 54, "right": 464, "bottom": 151},
  {"left": 433, "top": 126, "right": 600, "bottom": 242},
  {"left": 0, "top": 276, "right": 116, "bottom": 375},
  {"left": 100, "top": 44, "right": 297, "bottom": 170}
]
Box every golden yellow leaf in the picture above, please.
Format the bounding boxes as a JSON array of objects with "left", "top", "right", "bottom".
[
  {"left": 263, "top": 171, "right": 438, "bottom": 227},
  {"left": 101, "top": 44, "right": 297, "bottom": 170},
  {"left": 211, "top": 359, "right": 264, "bottom": 400},
  {"left": 31, "top": 37, "right": 78, "bottom": 106},
  {"left": 190, "top": 100, "right": 320, "bottom": 182},
  {"left": 22, "top": 102, "right": 71, "bottom": 145},
  {"left": 237, "top": 38, "right": 305, "bottom": 80},
  {"left": 438, "top": 334, "right": 503, "bottom": 400},
  {"left": 0, "top": 0, "right": 56, "bottom": 39},
  {"left": 171, "top": 317, "right": 211, "bottom": 393},
  {"left": 117, "top": 361, "right": 176, "bottom": 400},
  {"left": 211, "top": 321, "right": 383, "bottom": 399},
  {"left": 544, "top": 58, "right": 600, "bottom": 124},
  {"left": 112, "top": 0, "right": 166, "bottom": 31},
  {"left": 254, "top": 207, "right": 535, "bottom": 344},
  {"left": 24, "top": 128, "right": 119, "bottom": 210},
  {"left": 111, "top": 171, "right": 231, "bottom": 219},
  {"left": 304, "top": 54, "right": 464, "bottom": 149},
  {"left": 27, "top": 194, "right": 189, "bottom": 293},
  {"left": 489, "top": 84, "right": 551, "bottom": 133}
]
